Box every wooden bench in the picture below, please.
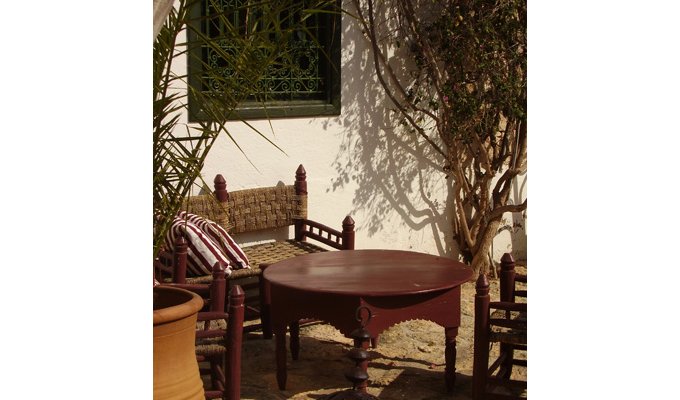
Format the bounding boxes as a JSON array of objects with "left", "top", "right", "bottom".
[{"left": 158, "top": 164, "right": 355, "bottom": 335}]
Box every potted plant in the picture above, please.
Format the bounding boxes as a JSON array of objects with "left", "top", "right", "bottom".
[{"left": 153, "top": 286, "right": 205, "bottom": 399}]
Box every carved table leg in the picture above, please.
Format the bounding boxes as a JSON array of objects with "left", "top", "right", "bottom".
[
  {"left": 351, "top": 330, "right": 371, "bottom": 393},
  {"left": 321, "top": 306, "right": 378, "bottom": 400},
  {"left": 275, "top": 327, "right": 288, "bottom": 390},
  {"left": 290, "top": 320, "right": 300, "bottom": 360},
  {"left": 444, "top": 326, "right": 458, "bottom": 392}
]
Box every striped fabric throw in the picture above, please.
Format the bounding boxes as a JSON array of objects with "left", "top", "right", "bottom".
[
  {"left": 178, "top": 211, "right": 251, "bottom": 270},
  {"left": 166, "top": 216, "right": 232, "bottom": 276}
]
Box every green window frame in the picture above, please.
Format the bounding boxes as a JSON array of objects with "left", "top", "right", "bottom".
[{"left": 187, "top": 0, "right": 341, "bottom": 121}]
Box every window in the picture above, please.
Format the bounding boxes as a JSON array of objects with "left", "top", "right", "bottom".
[{"left": 188, "top": 0, "right": 341, "bottom": 120}]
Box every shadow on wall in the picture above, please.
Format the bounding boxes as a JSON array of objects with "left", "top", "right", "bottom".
[
  {"left": 494, "top": 173, "right": 527, "bottom": 262},
  {"left": 317, "top": 6, "right": 457, "bottom": 257},
  {"left": 511, "top": 173, "right": 527, "bottom": 260}
]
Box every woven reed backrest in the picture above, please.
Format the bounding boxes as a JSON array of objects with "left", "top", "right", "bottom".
[
  {"left": 227, "top": 185, "right": 307, "bottom": 234},
  {"left": 184, "top": 194, "right": 230, "bottom": 229},
  {"left": 183, "top": 184, "right": 308, "bottom": 234}
]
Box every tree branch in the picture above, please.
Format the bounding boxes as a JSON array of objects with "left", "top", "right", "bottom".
[
  {"left": 453, "top": 186, "right": 475, "bottom": 250},
  {"left": 399, "top": 0, "right": 446, "bottom": 96},
  {"left": 489, "top": 200, "right": 527, "bottom": 221}
]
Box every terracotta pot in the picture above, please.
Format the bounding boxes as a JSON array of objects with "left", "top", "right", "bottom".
[{"left": 153, "top": 286, "right": 205, "bottom": 400}]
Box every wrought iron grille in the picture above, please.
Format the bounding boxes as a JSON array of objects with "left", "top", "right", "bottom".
[{"left": 200, "top": 0, "right": 326, "bottom": 102}]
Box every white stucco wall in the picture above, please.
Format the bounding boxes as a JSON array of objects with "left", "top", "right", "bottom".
[{"left": 173, "top": 3, "right": 527, "bottom": 263}]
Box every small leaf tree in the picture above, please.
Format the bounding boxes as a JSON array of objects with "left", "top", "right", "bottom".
[{"left": 351, "top": 0, "right": 527, "bottom": 274}]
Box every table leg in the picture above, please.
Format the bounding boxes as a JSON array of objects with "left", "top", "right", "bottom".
[
  {"left": 258, "top": 263, "right": 273, "bottom": 340},
  {"left": 275, "top": 327, "right": 288, "bottom": 390},
  {"left": 290, "top": 320, "right": 300, "bottom": 360},
  {"left": 353, "top": 333, "right": 371, "bottom": 393},
  {"left": 444, "top": 326, "right": 458, "bottom": 392}
]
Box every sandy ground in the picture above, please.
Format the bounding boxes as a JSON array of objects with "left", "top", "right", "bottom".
[{"left": 237, "top": 267, "right": 527, "bottom": 399}]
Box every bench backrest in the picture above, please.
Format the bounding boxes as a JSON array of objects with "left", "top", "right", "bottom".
[{"left": 183, "top": 165, "right": 309, "bottom": 234}]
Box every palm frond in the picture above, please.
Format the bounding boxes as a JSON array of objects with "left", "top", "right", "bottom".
[{"left": 153, "top": 0, "right": 335, "bottom": 256}]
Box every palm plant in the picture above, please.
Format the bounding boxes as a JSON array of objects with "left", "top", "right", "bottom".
[{"left": 153, "top": 0, "right": 336, "bottom": 257}]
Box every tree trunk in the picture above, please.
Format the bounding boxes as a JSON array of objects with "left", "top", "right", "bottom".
[{"left": 469, "top": 217, "right": 503, "bottom": 277}]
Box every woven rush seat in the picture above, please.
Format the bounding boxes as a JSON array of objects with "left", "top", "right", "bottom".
[
  {"left": 489, "top": 309, "right": 527, "bottom": 345},
  {"left": 242, "top": 238, "right": 329, "bottom": 266},
  {"left": 196, "top": 319, "right": 228, "bottom": 357},
  {"left": 184, "top": 239, "right": 328, "bottom": 284}
]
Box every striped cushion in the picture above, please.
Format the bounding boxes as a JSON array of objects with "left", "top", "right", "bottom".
[
  {"left": 166, "top": 216, "right": 232, "bottom": 276},
  {"left": 178, "top": 211, "right": 251, "bottom": 270}
]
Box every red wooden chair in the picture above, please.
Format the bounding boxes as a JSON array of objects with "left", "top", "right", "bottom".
[
  {"left": 157, "top": 259, "right": 244, "bottom": 400},
  {"left": 472, "top": 253, "right": 527, "bottom": 400}
]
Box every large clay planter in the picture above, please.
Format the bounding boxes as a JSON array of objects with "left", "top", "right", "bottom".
[{"left": 154, "top": 286, "right": 205, "bottom": 400}]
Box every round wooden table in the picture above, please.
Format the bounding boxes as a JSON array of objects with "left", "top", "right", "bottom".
[{"left": 263, "top": 249, "right": 473, "bottom": 393}]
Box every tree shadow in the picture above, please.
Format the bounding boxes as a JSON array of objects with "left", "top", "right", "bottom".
[
  {"left": 369, "top": 362, "right": 474, "bottom": 400},
  {"left": 510, "top": 173, "right": 528, "bottom": 260},
  {"left": 494, "top": 172, "right": 527, "bottom": 262},
  {"left": 240, "top": 323, "right": 478, "bottom": 399},
  {"left": 317, "top": 4, "right": 457, "bottom": 257}
]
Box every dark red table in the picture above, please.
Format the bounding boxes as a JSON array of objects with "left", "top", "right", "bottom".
[{"left": 263, "top": 249, "right": 473, "bottom": 393}]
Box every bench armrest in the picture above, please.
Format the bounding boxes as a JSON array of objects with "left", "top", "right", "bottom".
[{"left": 294, "top": 217, "right": 354, "bottom": 250}]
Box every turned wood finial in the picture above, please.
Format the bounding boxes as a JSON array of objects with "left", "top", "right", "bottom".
[
  {"left": 211, "top": 261, "right": 227, "bottom": 312},
  {"left": 343, "top": 215, "right": 355, "bottom": 228},
  {"left": 500, "top": 252, "right": 515, "bottom": 271},
  {"left": 476, "top": 273, "right": 490, "bottom": 295},
  {"left": 174, "top": 234, "right": 187, "bottom": 251},
  {"left": 499, "top": 252, "right": 516, "bottom": 303},
  {"left": 230, "top": 284, "right": 245, "bottom": 306},
  {"left": 173, "top": 235, "right": 188, "bottom": 284},
  {"left": 342, "top": 215, "right": 356, "bottom": 250},
  {"left": 295, "top": 164, "right": 307, "bottom": 195},
  {"left": 214, "top": 174, "right": 229, "bottom": 202},
  {"left": 212, "top": 261, "right": 226, "bottom": 279}
]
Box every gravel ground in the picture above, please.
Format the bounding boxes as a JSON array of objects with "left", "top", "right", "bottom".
[{"left": 237, "top": 266, "right": 527, "bottom": 399}]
